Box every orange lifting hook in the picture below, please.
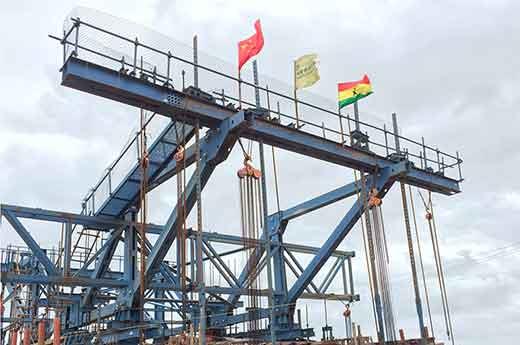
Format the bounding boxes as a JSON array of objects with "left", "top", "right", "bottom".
[
  {"left": 343, "top": 306, "right": 351, "bottom": 318},
  {"left": 368, "top": 188, "right": 382, "bottom": 208},
  {"left": 174, "top": 145, "right": 185, "bottom": 162},
  {"left": 237, "top": 156, "right": 261, "bottom": 179}
]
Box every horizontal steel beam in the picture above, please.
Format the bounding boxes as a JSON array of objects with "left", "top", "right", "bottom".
[
  {"left": 280, "top": 180, "right": 360, "bottom": 221},
  {"left": 1, "top": 210, "right": 58, "bottom": 275},
  {"left": 0, "top": 272, "right": 128, "bottom": 288},
  {"left": 0, "top": 203, "right": 163, "bottom": 234},
  {"left": 300, "top": 292, "right": 360, "bottom": 302},
  {"left": 189, "top": 230, "right": 354, "bottom": 258},
  {"left": 61, "top": 56, "right": 235, "bottom": 128},
  {"left": 287, "top": 167, "right": 397, "bottom": 304},
  {"left": 243, "top": 118, "right": 460, "bottom": 195},
  {"left": 61, "top": 57, "right": 460, "bottom": 195}
]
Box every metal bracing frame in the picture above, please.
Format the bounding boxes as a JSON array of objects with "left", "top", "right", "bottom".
[
  {"left": 225, "top": 178, "right": 362, "bottom": 309},
  {"left": 128, "top": 110, "right": 243, "bottom": 306},
  {"left": 61, "top": 56, "right": 460, "bottom": 195},
  {"left": 1, "top": 210, "right": 57, "bottom": 276},
  {"left": 0, "top": 24, "right": 464, "bottom": 343},
  {"left": 287, "top": 167, "right": 396, "bottom": 305}
]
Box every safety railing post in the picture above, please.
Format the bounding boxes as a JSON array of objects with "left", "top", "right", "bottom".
[
  {"left": 456, "top": 151, "right": 463, "bottom": 181},
  {"left": 91, "top": 190, "right": 95, "bottom": 215},
  {"left": 392, "top": 113, "right": 400, "bottom": 153},
  {"left": 166, "top": 51, "right": 172, "bottom": 87},
  {"left": 384, "top": 124, "right": 389, "bottom": 156},
  {"left": 422, "top": 137, "right": 427, "bottom": 170},
  {"left": 436, "top": 148, "right": 441, "bottom": 172},
  {"left": 108, "top": 168, "right": 112, "bottom": 196},
  {"left": 74, "top": 20, "right": 80, "bottom": 57},
  {"left": 132, "top": 37, "right": 139, "bottom": 76},
  {"left": 62, "top": 30, "right": 66, "bottom": 64}
]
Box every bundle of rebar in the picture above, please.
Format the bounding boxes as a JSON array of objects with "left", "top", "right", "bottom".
[
  {"left": 238, "top": 156, "right": 263, "bottom": 337},
  {"left": 368, "top": 192, "right": 396, "bottom": 342}
]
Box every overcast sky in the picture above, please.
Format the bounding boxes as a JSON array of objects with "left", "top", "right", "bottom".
[{"left": 1, "top": 1, "right": 519, "bottom": 344}]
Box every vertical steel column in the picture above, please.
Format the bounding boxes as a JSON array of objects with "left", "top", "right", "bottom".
[
  {"left": 63, "top": 222, "right": 72, "bottom": 277},
  {"left": 124, "top": 211, "right": 138, "bottom": 287},
  {"left": 253, "top": 60, "right": 277, "bottom": 344},
  {"left": 271, "top": 219, "right": 288, "bottom": 325},
  {"left": 154, "top": 289, "right": 165, "bottom": 323},
  {"left": 392, "top": 113, "right": 426, "bottom": 345}
]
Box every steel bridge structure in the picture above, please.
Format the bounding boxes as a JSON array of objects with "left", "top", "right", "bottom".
[{"left": 0, "top": 12, "right": 463, "bottom": 345}]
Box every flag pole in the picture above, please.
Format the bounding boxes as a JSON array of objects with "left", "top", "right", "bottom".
[
  {"left": 238, "top": 70, "right": 242, "bottom": 109},
  {"left": 293, "top": 60, "right": 300, "bottom": 128},
  {"left": 353, "top": 100, "right": 360, "bottom": 131},
  {"left": 338, "top": 105, "right": 345, "bottom": 144}
]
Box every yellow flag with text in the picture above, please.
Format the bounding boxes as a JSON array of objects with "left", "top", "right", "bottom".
[{"left": 294, "top": 53, "right": 320, "bottom": 90}]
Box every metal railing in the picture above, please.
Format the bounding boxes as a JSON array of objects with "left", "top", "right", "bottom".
[
  {"left": 51, "top": 15, "right": 463, "bottom": 213},
  {"left": 1, "top": 246, "right": 125, "bottom": 274}
]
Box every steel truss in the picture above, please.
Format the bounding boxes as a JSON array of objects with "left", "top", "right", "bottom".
[{"left": 1, "top": 16, "right": 462, "bottom": 345}]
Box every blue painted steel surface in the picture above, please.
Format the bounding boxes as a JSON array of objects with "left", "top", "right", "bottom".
[
  {"left": 61, "top": 57, "right": 460, "bottom": 195},
  {"left": 128, "top": 111, "right": 244, "bottom": 304},
  {"left": 61, "top": 57, "right": 235, "bottom": 128},
  {"left": 95, "top": 121, "right": 194, "bottom": 217},
  {"left": 1, "top": 210, "right": 58, "bottom": 275},
  {"left": 0, "top": 203, "right": 164, "bottom": 234},
  {"left": 0, "top": 33, "right": 465, "bottom": 343},
  {"left": 287, "top": 166, "right": 399, "bottom": 304}
]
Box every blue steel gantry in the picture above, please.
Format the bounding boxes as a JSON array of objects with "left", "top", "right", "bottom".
[{"left": 1, "top": 12, "right": 462, "bottom": 345}]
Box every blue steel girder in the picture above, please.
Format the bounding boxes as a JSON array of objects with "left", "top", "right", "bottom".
[
  {"left": 187, "top": 230, "right": 354, "bottom": 258},
  {"left": 272, "top": 218, "right": 289, "bottom": 310},
  {"left": 0, "top": 272, "right": 127, "bottom": 288},
  {"left": 0, "top": 204, "right": 164, "bottom": 234},
  {"left": 226, "top": 178, "right": 361, "bottom": 309},
  {"left": 60, "top": 56, "right": 460, "bottom": 195},
  {"left": 127, "top": 111, "right": 244, "bottom": 305},
  {"left": 1, "top": 209, "right": 58, "bottom": 276},
  {"left": 242, "top": 118, "right": 460, "bottom": 195},
  {"left": 54, "top": 53, "right": 464, "bottom": 336},
  {"left": 222, "top": 162, "right": 401, "bottom": 329},
  {"left": 95, "top": 121, "right": 195, "bottom": 217},
  {"left": 287, "top": 165, "right": 399, "bottom": 304},
  {"left": 148, "top": 143, "right": 198, "bottom": 191},
  {"left": 61, "top": 56, "right": 234, "bottom": 129},
  {"left": 82, "top": 227, "right": 124, "bottom": 305}
]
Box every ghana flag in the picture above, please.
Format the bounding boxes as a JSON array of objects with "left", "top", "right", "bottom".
[{"left": 338, "top": 75, "right": 373, "bottom": 109}]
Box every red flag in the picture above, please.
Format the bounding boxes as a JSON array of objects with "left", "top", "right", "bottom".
[{"left": 238, "top": 19, "right": 264, "bottom": 72}]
